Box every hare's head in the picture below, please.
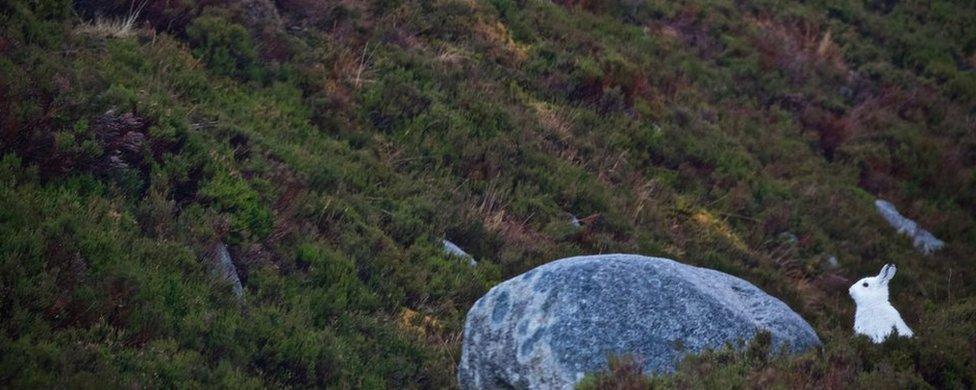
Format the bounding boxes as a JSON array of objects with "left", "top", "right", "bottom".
[{"left": 849, "top": 264, "right": 896, "bottom": 305}]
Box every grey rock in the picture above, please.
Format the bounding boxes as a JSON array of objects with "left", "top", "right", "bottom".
[
  {"left": 444, "top": 239, "right": 477, "bottom": 266},
  {"left": 778, "top": 232, "right": 798, "bottom": 245},
  {"left": 209, "top": 242, "right": 245, "bottom": 301},
  {"left": 874, "top": 199, "right": 944, "bottom": 255},
  {"left": 458, "top": 254, "right": 820, "bottom": 389},
  {"left": 826, "top": 255, "right": 839, "bottom": 268},
  {"left": 569, "top": 214, "right": 582, "bottom": 228}
]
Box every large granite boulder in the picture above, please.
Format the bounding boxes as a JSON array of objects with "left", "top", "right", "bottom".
[{"left": 458, "top": 254, "right": 820, "bottom": 389}]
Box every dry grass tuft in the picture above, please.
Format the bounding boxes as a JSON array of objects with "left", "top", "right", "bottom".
[{"left": 75, "top": 1, "right": 146, "bottom": 39}]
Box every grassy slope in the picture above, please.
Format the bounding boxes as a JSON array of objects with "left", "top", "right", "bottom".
[{"left": 1, "top": 0, "right": 974, "bottom": 387}]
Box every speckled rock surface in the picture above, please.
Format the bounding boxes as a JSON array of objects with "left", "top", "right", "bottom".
[
  {"left": 874, "top": 199, "right": 944, "bottom": 255},
  {"left": 458, "top": 254, "right": 820, "bottom": 389},
  {"left": 444, "top": 239, "right": 477, "bottom": 266},
  {"left": 209, "top": 242, "right": 244, "bottom": 301}
]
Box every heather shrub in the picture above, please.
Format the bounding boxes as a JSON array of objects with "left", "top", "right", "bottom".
[
  {"left": 187, "top": 13, "right": 264, "bottom": 81},
  {"left": 1, "top": 0, "right": 974, "bottom": 387}
]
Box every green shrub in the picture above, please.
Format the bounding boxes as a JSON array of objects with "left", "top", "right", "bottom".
[
  {"left": 187, "top": 14, "right": 264, "bottom": 81},
  {"left": 199, "top": 170, "right": 273, "bottom": 242},
  {"left": 298, "top": 242, "right": 378, "bottom": 321}
]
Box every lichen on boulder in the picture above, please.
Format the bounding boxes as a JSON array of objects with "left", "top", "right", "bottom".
[{"left": 458, "top": 254, "right": 820, "bottom": 389}]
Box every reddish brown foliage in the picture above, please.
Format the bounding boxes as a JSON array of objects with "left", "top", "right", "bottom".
[
  {"left": 657, "top": 5, "right": 724, "bottom": 59},
  {"left": 552, "top": 0, "right": 612, "bottom": 13},
  {"left": 800, "top": 105, "right": 850, "bottom": 159},
  {"left": 143, "top": 0, "right": 203, "bottom": 32},
  {"left": 749, "top": 16, "right": 847, "bottom": 84},
  {"left": 582, "top": 355, "right": 653, "bottom": 389}
]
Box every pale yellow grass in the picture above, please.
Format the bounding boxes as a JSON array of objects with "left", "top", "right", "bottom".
[{"left": 75, "top": 1, "right": 146, "bottom": 39}]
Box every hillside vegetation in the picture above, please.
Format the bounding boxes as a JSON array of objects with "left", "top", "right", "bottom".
[{"left": 1, "top": 0, "right": 975, "bottom": 387}]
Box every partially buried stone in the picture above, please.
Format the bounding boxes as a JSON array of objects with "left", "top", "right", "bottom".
[
  {"left": 443, "top": 239, "right": 477, "bottom": 266},
  {"left": 209, "top": 242, "right": 245, "bottom": 301},
  {"left": 874, "top": 199, "right": 944, "bottom": 255}
]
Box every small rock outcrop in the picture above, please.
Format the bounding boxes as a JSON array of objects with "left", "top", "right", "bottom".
[
  {"left": 874, "top": 199, "right": 944, "bottom": 255},
  {"left": 443, "top": 239, "right": 477, "bottom": 266},
  {"left": 826, "top": 255, "right": 839, "bottom": 268},
  {"left": 569, "top": 214, "right": 581, "bottom": 228},
  {"left": 458, "top": 254, "right": 820, "bottom": 389},
  {"left": 208, "top": 242, "right": 245, "bottom": 301}
]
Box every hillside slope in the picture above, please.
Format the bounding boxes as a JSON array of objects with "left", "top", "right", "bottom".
[{"left": 2, "top": 0, "right": 975, "bottom": 387}]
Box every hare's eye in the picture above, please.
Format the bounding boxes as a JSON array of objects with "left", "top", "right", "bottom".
[{"left": 862, "top": 282, "right": 869, "bottom": 287}]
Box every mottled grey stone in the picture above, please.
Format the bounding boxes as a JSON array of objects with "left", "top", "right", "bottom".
[
  {"left": 458, "top": 254, "right": 820, "bottom": 389},
  {"left": 826, "top": 255, "right": 839, "bottom": 268},
  {"left": 569, "top": 214, "right": 581, "bottom": 228},
  {"left": 209, "top": 242, "right": 244, "bottom": 302},
  {"left": 444, "top": 239, "right": 477, "bottom": 266},
  {"left": 874, "top": 199, "right": 944, "bottom": 255},
  {"left": 778, "top": 231, "right": 798, "bottom": 244}
]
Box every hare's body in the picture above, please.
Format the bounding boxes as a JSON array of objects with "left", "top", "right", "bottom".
[
  {"left": 849, "top": 264, "right": 913, "bottom": 343},
  {"left": 853, "top": 301, "right": 914, "bottom": 343}
]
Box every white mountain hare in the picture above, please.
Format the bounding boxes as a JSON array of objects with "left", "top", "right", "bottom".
[{"left": 849, "top": 264, "right": 914, "bottom": 342}]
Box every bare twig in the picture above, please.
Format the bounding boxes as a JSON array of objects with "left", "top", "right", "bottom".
[{"left": 352, "top": 43, "right": 375, "bottom": 87}]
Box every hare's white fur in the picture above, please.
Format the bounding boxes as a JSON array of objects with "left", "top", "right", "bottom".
[{"left": 849, "top": 264, "right": 913, "bottom": 343}]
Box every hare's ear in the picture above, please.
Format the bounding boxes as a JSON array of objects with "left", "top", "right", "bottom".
[{"left": 877, "top": 263, "right": 896, "bottom": 286}]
